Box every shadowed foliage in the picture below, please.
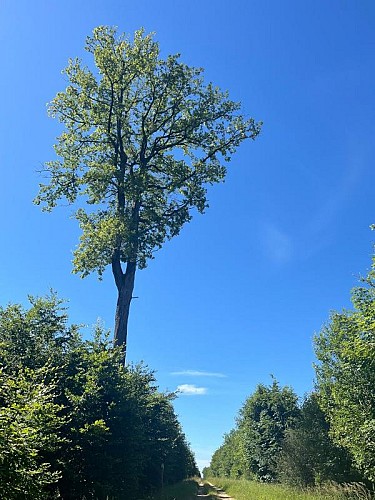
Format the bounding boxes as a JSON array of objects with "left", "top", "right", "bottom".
[{"left": 0, "top": 294, "right": 198, "bottom": 499}]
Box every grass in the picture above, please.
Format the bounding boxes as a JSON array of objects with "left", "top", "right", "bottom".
[{"left": 205, "top": 477, "right": 374, "bottom": 500}]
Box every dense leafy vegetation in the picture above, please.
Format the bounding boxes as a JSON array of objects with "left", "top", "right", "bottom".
[
  {"left": 278, "top": 394, "right": 358, "bottom": 487},
  {"left": 205, "top": 380, "right": 302, "bottom": 483},
  {"left": 204, "top": 260, "right": 375, "bottom": 491},
  {"left": 238, "top": 380, "right": 300, "bottom": 482},
  {"left": 315, "top": 278, "right": 375, "bottom": 482},
  {"left": 0, "top": 295, "right": 198, "bottom": 499}
]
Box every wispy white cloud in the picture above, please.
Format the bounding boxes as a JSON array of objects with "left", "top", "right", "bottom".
[
  {"left": 261, "top": 223, "right": 293, "bottom": 265},
  {"left": 176, "top": 384, "right": 208, "bottom": 396},
  {"left": 171, "top": 370, "right": 226, "bottom": 378},
  {"left": 303, "top": 160, "right": 364, "bottom": 259},
  {"left": 308, "top": 162, "right": 362, "bottom": 237}
]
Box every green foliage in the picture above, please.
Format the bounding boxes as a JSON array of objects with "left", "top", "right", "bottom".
[
  {"left": 205, "top": 380, "right": 300, "bottom": 483},
  {"left": 0, "top": 367, "right": 62, "bottom": 499},
  {"left": 206, "top": 389, "right": 361, "bottom": 489},
  {"left": 314, "top": 276, "right": 375, "bottom": 482},
  {"left": 238, "top": 379, "right": 300, "bottom": 482},
  {"left": 278, "top": 394, "right": 357, "bottom": 487},
  {"left": 35, "top": 25, "right": 261, "bottom": 275},
  {"left": 0, "top": 294, "right": 197, "bottom": 499},
  {"left": 207, "top": 429, "right": 247, "bottom": 479}
]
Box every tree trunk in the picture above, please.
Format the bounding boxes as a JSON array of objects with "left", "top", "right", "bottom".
[{"left": 113, "top": 260, "right": 136, "bottom": 364}]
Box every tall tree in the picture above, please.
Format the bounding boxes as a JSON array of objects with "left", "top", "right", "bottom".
[
  {"left": 35, "top": 26, "right": 261, "bottom": 361},
  {"left": 238, "top": 380, "right": 300, "bottom": 482}
]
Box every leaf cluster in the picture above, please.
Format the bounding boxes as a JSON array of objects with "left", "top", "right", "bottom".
[
  {"left": 278, "top": 394, "right": 358, "bottom": 487},
  {"left": 314, "top": 278, "right": 375, "bottom": 482},
  {"left": 35, "top": 26, "right": 261, "bottom": 275}
]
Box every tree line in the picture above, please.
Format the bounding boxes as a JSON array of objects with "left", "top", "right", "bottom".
[
  {"left": 0, "top": 294, "right": 198, "bottom": 499},
  {"left": 204, "top": 256, "right": 375, "bottom": 488}
]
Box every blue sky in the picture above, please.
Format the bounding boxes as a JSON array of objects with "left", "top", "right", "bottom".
[{"left": 1, "top": 0, "right": 375, "bottom": 471}]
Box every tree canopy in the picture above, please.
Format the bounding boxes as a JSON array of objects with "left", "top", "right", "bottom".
[
  {"left": 278, "top": 393, "right": 357, "bottom": 487},
  {"left": 314, "top": 274, "right": 375, "bottom": 482},
  {"left": 238, "top": 380, "right": 300, "bottom": 482}
]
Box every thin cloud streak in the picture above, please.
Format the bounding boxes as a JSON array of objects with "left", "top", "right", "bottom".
[
  {"left": 303, "top": 159, "right": 364, "bottom": 259},
  {"left": 171, "top": 370, "right": 227, "bottom": 378},
  {"left": 309, "top": 162, "right": 362, "bottom": 237},
  {"left": 261, "top": 223, "right": 293, "bottom": 265},
  {"left": 176, "top": 384, "right": 208, "bottom": 396}
]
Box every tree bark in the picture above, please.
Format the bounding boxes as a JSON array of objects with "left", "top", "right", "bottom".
[{"left": 113, "top": 260, "right": 136, "bottom": 364}]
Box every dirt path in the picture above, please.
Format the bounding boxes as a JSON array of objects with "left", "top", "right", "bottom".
[{"left": 196, "top": 481, "right": 235, "bottom": 499}]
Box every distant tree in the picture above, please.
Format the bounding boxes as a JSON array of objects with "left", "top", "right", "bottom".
[
  {"left": 314, "top": 273, "right": 375, "bottom": 482},
  {"left": 238, "top": 379, "right": 300, "bottom": 482},
  {"left": 35, "top": 26, "right": 261, "bottom": 362},
  {"left": 206, "top": 429, "right": 247, "bottom": 479}
]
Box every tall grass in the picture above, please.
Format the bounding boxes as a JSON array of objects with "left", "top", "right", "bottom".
[{"left": 206, "top": 477, "right": 374, "bottom": 500}]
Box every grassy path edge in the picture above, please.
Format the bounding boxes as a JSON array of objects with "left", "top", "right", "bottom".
[{"left": 203, "top": 477, "right": 374, "bottom": 500}]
